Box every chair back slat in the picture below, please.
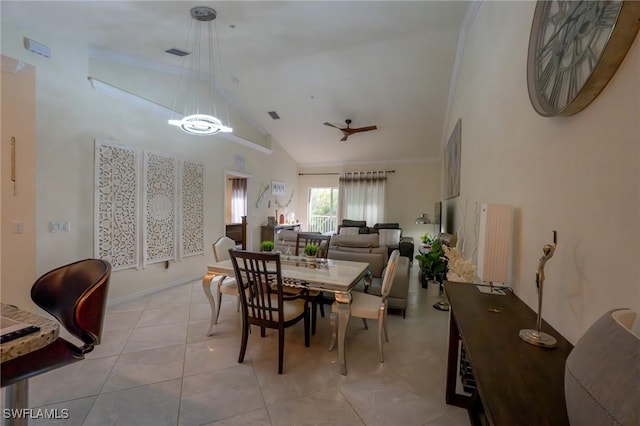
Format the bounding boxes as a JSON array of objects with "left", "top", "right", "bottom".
[
  {"left": 295, "top": 232, "right": 331, "bottom": 258},
  {"left": 380, "top": 250, "right": 400, "bottom": 299},
  {"left": 31, "top": 259, "right": 111, "bottom": 351}
]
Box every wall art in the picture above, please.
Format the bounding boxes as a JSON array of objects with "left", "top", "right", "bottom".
[
  {"left": 271, "top": 180, "right": 285, "bottom": 195},
  {"left": 180, "top": 161, "right": 204, "bottom": 258},
  {"left": 444, "top": 118, "right": 461, "bottom": 200},
  {"left": 94, "top": 140, "right": 140, "bottom": 271},
  {"left": 143, "top": 151, "right": 178, "bottom": 266}
]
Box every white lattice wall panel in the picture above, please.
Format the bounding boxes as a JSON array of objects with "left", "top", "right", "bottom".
[
  {"left": 143, "top": 151, "right": 178, "bottom": 266},
  {"left": 180, "top": 161, "right": 204, "bottom": 258},
  {"left": 94, "top": 140, "right": 140, "bottom": 271}
]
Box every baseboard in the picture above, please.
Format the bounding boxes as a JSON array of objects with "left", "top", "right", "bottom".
[{"left": 107, "top": 275, "right": 202, "bottom": 306}]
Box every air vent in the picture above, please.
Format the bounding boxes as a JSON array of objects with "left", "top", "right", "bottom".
[
  {"left": 165, "top": 48, "right": 190, "bottom": 57},
  {"left": 268, "top": 111, "right": 280, "bottom": 120}
]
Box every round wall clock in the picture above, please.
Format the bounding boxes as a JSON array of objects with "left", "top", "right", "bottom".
[{"left": 527, "top": 0, "right": 640, "bottom": 117}]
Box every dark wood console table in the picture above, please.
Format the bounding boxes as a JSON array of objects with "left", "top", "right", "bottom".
[{"left": 444, "top": 282, "right": 573, "bottom": 425}]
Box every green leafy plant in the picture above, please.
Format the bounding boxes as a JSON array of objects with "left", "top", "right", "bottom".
[
  {"left": 415, "top": 239, "right": 446, "bottom": 283},
  {"left": 421, "top": 233, "right": 435, "bottom": 244},
  {"left": 260, "top": 240, "right": 275, "bottom": 252},
  {"left": 304, "top": 244, "right": 319, "bottom": 257}
]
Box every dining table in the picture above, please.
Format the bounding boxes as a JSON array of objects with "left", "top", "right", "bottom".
[
  {"left": 203, "top": 255, "right": 370, "bottom": 375},
  {"left": 1, "top": 303, "right": 60, "bottom": 426}
]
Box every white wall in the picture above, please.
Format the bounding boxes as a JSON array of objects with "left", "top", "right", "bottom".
[
  {"left": 1, "top": 23, "right": 299, "bottom": 304},
  {"left": 1, "top": 59, "right": 37, "bottom": 310},
  {"left": 298, "top": 160, "right": 442, "bottom": 246},
  {"left": 445, "top": 1, "right": 640, "bottom": 343}
]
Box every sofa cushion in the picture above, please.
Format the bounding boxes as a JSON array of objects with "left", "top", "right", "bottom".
[
  {"left": 339, "top": 227, "right": 360, "bottom": 236},
  {"left": 378, "top": 229, "right": 401, "bottom": 247},
  {"left": 373, "top": 223, "right": 400, "bottom": 230},
  {"left": 276, "top": 229, "right": 298, "bottom": 242},
  {"left": 331, "top": 234, "right": 379, "bottom": 248},
  {"left": 342, "top": 219, "right": 367, "bottom": 228}
]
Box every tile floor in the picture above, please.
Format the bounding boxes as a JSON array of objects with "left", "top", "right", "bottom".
[{"left": 18, "top": 264, "right": 470, "bottom": 425}]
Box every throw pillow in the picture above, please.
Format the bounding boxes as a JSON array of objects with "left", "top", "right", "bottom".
[{"left": 378, "top": 229, "right": 401, "bottom": 247}]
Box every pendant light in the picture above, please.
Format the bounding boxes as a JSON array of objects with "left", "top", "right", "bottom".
[{"left": 168, "top": 6, "right": 233, "bottom": 136}]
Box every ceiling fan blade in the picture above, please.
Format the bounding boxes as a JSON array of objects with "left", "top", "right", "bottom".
[
  {"left": 323, "top": 122, "right": 340, "bottom": 129},
  {"left": 340, "top": 135, "right": 349, "bottom": 142},
  {"left": 348, "top": 125, "right": 378, "bottom": 133}
]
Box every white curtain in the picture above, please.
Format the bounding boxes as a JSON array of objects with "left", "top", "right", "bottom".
[
  {"left": 230, "top": 178, "right": 247, "bottom": 223},
  {"left": 338, "top": 171, "right": 387, "bottom": 225}
]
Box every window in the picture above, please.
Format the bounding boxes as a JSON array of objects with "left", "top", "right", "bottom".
[
  {"left": 229, "top": 178, "right": 247, "bottom": 223},
  {"left": 308, "top": 187, "right": 338, "bottom": 234}
]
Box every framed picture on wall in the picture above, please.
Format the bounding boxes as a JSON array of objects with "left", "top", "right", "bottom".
[
  {"left": 271, "top": 180, "right": 286, "bottom": 195},
  {"left": 444, "top": 119, "right": 461, "bottom": 200}
]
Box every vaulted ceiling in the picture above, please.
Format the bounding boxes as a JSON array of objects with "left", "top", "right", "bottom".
[{"left": 2, "top": 1, "right": 470, "bottom": 166}]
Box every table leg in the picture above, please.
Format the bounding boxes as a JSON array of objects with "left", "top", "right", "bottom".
[
  {"left": 202, "top": 272, "right": 217, "bottom": 336},
  {"left": 5, "top": 379, "right": 29, "bottom": 426},
  {"left": 335, "top": 292, "right": 352, "bottom": 375}
]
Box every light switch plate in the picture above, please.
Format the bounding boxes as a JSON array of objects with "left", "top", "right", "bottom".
[
  {"left": 50, "top": 220, "right": 70, "bottom": 233},
  {"left": 11, "top": 221, "right": 24, "bottom": 234}
]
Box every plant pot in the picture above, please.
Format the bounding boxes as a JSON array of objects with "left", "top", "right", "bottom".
[{"left": 427, "top": 280, "right": 440, "bottom": 298}]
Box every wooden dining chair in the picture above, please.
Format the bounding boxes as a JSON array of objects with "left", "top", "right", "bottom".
[
  {"left": 1, "top": 258, "right": 111, "bottom": 387},
  {"left": 329, "top": 250, "right": 400, "bottom": 363},
  {"left": 289, "top": 232, "right": 331, "bottom": 334},
  {"left": 229, "top": 249, "right": 310, "bottom": 374},
  {"left": 211, "top": 236, "right": 239, "bottom": 326}
]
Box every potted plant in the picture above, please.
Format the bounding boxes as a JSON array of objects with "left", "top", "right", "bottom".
[
  {"left": 303, "top": 243, "right": 319, "bottom": 257},
  {"left": 415, "top": 239, "right": 447, "bottom": 287},
  {"left": 421, "top": 233, "right": 435, "bottom": 245},
  {"left": 260, "top": 240, "right": 275, "bottom": 252}
]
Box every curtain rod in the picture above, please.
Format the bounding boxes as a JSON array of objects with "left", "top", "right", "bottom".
[{"left": 298, "top": 170, "right": 395, "bottom": 176}]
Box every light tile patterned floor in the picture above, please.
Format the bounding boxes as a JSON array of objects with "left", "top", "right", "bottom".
[{"left": 23, "top": 264, "right": 469, "bottom": 425}]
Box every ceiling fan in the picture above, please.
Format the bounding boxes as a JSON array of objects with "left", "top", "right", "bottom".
[{"left": 323, "top": 119, "right": 377, "bottom": 141}]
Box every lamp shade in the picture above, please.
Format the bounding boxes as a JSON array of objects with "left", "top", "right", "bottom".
[
  {"left": 565, "top": 309, "right": 639, "bottom": 426},
  {"left": 477, "top": 204, "right": 513, "bottom": 284},
  {"left": 415, "top": 213, "right": 431, "bottom": 225}
]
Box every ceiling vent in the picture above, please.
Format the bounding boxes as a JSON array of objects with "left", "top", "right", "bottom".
[
  {"left": 165, "top": 48, "right": 190, "bottom": 57},
  {"left": 268, "top": 111, "right": 280, "bottom": 120}
]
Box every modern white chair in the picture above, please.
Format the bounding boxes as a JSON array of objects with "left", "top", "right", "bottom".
[
  {"left": 329, "top": 250, "right": 400, "bottom": 363},
  {"left": 208, "top": 236, "right": 239, "bottom": 335}
]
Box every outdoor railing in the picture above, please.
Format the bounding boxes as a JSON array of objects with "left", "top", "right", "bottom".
[{"left": 308, "top": 215, "right": 337, "bottom": 234}]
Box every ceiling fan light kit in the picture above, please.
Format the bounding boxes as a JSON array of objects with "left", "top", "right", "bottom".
[
  {"left": 324, "top": 119, "right": 378, "bottom": 141},
  {"left": 168, "top": 6, "right": 233, "bottom": 136}
]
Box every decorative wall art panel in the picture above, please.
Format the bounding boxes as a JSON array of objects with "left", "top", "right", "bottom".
[
  {"left": 271, "top": 180, "right": 286, "bottom": 195},
  {"left": 444, "top": 118, "right": 461, "bottom": 200},
  {"left": 143, "top": 151, "right": 178, "bottom": 266},
  {"left": 94, "top": 140, "right": 140, "bottom": 271},
  {"left": 180, "top": 161, "right": 204, "bottom": 258}
]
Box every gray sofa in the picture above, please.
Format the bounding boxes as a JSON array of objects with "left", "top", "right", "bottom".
[
  {"left": 336, "top": 220, "right": 415, "bottom": 262},
  {"left": 327, "top": 233, "right": 388, "bottom": 278}
]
